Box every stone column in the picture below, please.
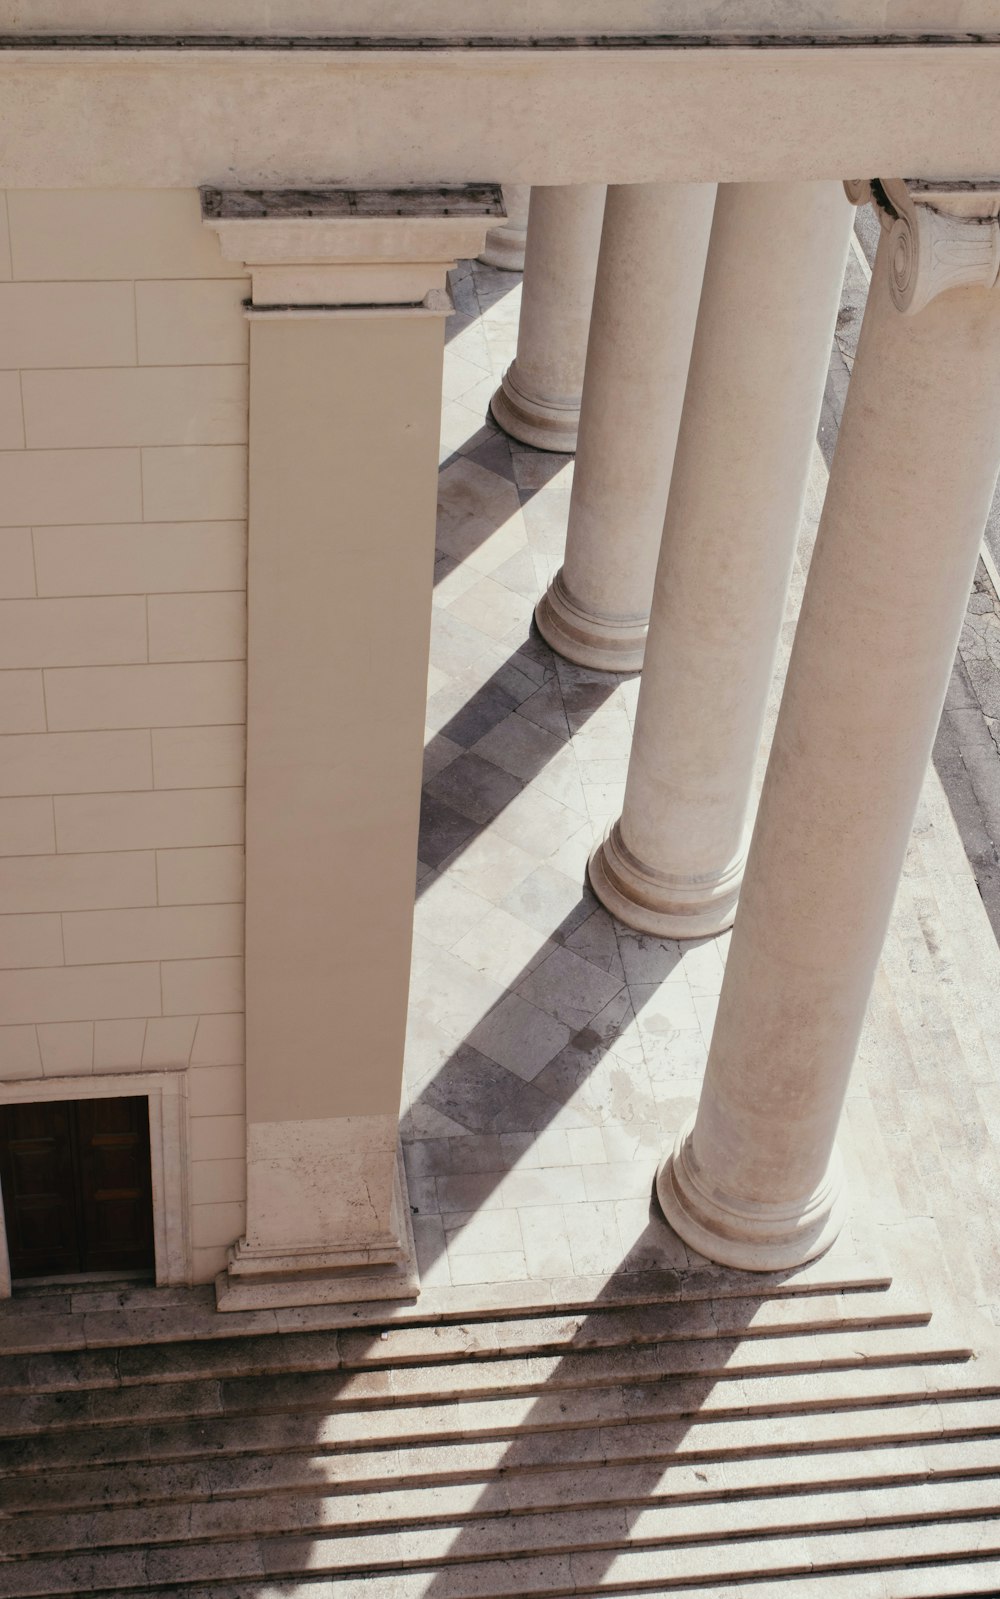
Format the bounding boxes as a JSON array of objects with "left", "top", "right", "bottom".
[
  {"left": 478, "top": 184, "right": 531, "bottom": 271},
  {"left": 590, "top": 181, "right": 854, "bottom": 935},
  {"left": 658, "top": 179, "right": 1000, "bottom": 1271},
  {"left": 490, "top": 183, "right": 606, "bottom": 451},
  {"left": 535, "top": 181, "right": 716, "bottom": 671},
  {"left": 203, "top": 187, "right": 499, "bottom": 1309}
]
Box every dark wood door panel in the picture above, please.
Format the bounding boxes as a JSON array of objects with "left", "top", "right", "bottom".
[
  {"left": 0, "top": 1100, "right": 82, "bottom": 1277},
  {"left": 76, "top": 1097, "right": 154, "bottom": 1274},
  {"left": 1, "top": 1097, "right": 154, "bottom": 1280}
]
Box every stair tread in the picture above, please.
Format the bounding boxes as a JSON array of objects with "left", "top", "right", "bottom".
[
  {"left": 0, "top": 1282, "right": 932, "bottom": 1395},
  {"left": 4, "top": 1508, "right": 1000, "bottom": 1597},
  {"left": 4, "top": 1391, "right": 1000, "bottom": 1483},
  {"left": 4, "top": 1434, "right": 999, "bottom": 1518},
  {"left": 1, "top": 1354, "right": 990, "bottom": 1442},
  {"left": 69, "top": 1559, "right": 1000, "bottom": 1599},
  {"left": 4, "top": 1464, "right": 999, "bottom": 1560},
  {"left": 1, "top": 1277, "right": 996, "bottom": 1599},
  {"left": 0, "top": 1254, "right": 891, "bottom": 1354},
  {"left": 0, "top": 1324, "right": 959, "bottom": 1403}
]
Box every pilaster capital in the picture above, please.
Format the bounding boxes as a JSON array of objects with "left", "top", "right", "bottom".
[
  {"left": 850, "top": 178, "right": 1000, "bottom": 315},
  {"left": 201, "top": 184, "right": 503, "bottom": 313}
]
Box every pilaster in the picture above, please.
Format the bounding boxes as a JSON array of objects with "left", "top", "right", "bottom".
[{"left": 203, "top": 186, "right": 500, "bottom": 1309}]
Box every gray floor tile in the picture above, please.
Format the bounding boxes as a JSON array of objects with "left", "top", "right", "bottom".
[
  {"left": 418, "top": 792, "right": 478, "bottom": 869},
  {"left": 424, "top": 750, "right": 523, "bottom": 825},
  {"left": 516, "top": 944, "right": 625, "bottom": 1031},
  {"left": 469, "top": 992, "right": 573, "bottom": 1082}
]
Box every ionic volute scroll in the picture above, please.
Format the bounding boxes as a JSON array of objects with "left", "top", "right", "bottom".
[{"left": 865, "top": 179, "right": 1000, "bottom": 315}]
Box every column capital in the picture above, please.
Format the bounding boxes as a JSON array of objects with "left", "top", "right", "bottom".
[
  {"left": 847, "top": 177, "right": 1000, "bottom": 315},
  {"left": 201, "top": 183, "right": 502, "bottom": 311}
]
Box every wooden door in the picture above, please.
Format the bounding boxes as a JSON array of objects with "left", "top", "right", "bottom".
[
  {"left": 0, "top": 1097, "right": 154, "bottom": 1280},
  {"left": 0, "top": 1100, "right": 79, "bottom": 1278}
]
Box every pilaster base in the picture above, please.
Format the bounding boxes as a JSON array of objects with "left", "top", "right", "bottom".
[
  {"left": 657, "top": 1113, "right": 848, "bottom": 1271},
  {"left": 535, "top": 569, "right": 647, "bottom": 672},
  {"left": 490, "top": 364, "right": 579, "bottom": 452},
  {"left": 215, "top": 1146, "right": 420, "bottom": 1311},
  {"left": 588, "top": 821, "right": 743, "bottom": 939},
  {"left": 478, "top": 229, "right": 527, "bottom": 272}
]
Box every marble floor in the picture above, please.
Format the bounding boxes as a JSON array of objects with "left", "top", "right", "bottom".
[{"left": 399, "top": 254, "right": 1000, "bottom": 1333}]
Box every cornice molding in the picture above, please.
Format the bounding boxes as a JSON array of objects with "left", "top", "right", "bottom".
[{"left": 201, "top": 184, "right": 502, "bottom": 309}]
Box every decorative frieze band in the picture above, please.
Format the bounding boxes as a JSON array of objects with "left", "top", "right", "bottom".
[{"left": 845, "top": 177, "right": 1000, "bottom": 315}]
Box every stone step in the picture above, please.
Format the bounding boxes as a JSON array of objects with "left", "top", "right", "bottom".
[
  {"left": 70, "top": 1559, "right": 1000, "bottom": 1599},
  {"left": 4, "top": 1381, "right": 999, "bottom": 1486},
  {"left": 3, "top": 1498, "right": 999, "bottom": 1597},
  {"left": 3, "top": 1445, "right": 998, "bottom": 1561},
  {"left": 1, "top": 1348, "right": 991, "bottom": 1444},
  {"left": 0, "top": 1320, "right": 957, "bottom": 1411},
  {"left": 0, "top": 1255, "right": 892, "bottom": 1355},
  {"left": 5, "top": 1428, "right": 998, "bottom": 1519},
  {"left": 0, "top": 1282, "right": 930, "bottom": 1396},
  {"left": 0, "top": 1275, "right": 996, "bottom": 1599},
  {"left": 0, "top": 1322, "right": 965, "bottom": 1435}
]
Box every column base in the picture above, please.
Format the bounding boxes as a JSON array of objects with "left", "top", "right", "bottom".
[
  {"left": 588, "top": 821, "right": 743, "bottom": 939},
  {"left": 657, "top": 1113, "right": 848, "bottom": 1272},
  {"left": 215, "top": 1147, "right": 420, "bottom": 1311},
  {"left": 477, "top": 229, "right": 527, "bottom": 272},
  {"left": 490, "top": 364, "right": 580, "bottom": 452},
  {"left": 535, "top": 569, "right": 647, "bottom": 673}
]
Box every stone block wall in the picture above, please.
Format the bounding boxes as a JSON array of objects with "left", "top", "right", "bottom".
[{"left": 0, "top": 189, "right": 249, "bottom": 1283}]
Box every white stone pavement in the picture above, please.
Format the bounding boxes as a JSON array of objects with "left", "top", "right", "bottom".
[{"left": 399, "top": 255, "right": 1000, "bottom": 1330}]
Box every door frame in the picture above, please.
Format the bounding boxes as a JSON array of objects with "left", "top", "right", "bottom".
[{"left": 0, "top": 1072, "right": 190, "bottom": 1298}]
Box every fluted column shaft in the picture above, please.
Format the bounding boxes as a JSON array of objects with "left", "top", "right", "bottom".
[
  {"left": 535, "top": 181, "right": 716, "bottom": 672},
  {"left": 590, "top": 181, "right": 854, "bottom": 936},
  {"left": 490, "top": 183, "right": 606, "bottom": 451},
  {"left": 658, "top": 182, "right": 1000, "bottom": 1270}
]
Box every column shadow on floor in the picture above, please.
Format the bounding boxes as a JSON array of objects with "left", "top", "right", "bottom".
[
  {"left": 225, "top": 1251, "right": 849, "bottom": 1595},
  {"left": 404, "top": 884, "right": 698, "bottom": 1283},
  {"left": 408, "top": 625, "right": 711, "bottom": 1282},
  {"left": 420, "top": 633, "right": 618, "bottom": 866},
  {"left": 411, "top": 1252, "right": 829, "bottom": 1597}
]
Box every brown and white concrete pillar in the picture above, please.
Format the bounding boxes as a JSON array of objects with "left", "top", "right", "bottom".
[
  {"left": 658, "top": 178, "right": 1000, "bottom": 1271},
  {"left": 491, "top": 183, "right": 607, "bottom": 451},
  {"left": 534, "top": 181, "right": 717, "bottom": 671},
  {"left": 203, "top": 187, "right": 499, "bottom": 1309},
  {"left": 478, "top": 184, "right": 531, "bottom": 271},
  {"left": 589, "top": 180, "right": 854, "bottom": 935}
]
